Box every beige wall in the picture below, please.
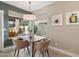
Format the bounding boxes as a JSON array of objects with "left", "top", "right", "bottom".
[{"left": 34, "top": 1, "right": 79, "bottom": 55}]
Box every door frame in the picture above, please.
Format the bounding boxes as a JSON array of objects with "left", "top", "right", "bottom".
[{"left": 0, "top": 10, "right": 4, "bottom": 49}]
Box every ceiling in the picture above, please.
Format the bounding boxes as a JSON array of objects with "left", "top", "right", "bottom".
[{"left": 2, "top": 1, "right": 55, "bottom": 12}]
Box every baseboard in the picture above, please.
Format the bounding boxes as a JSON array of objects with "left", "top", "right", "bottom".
[{"left": 49, "top": 46, "right": 79, "bottom": 57}]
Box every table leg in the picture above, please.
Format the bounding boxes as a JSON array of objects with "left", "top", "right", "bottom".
[{"left": 32, "top": 42, "right": 34, "bottom": 57}]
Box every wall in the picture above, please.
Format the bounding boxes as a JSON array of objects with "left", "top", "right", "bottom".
[
  {"left": 34, "top": 1, "right": 79, "bottom": 55},
  {"left": 0, "top": 1, "right": 30, "bottom": 47}
]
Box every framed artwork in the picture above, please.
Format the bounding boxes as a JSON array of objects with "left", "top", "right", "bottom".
[
  {"left": 65, "top": 11, "right": 79, "bottom": 25},
  {"left": 52, "top": 14, "right": 63, "bottom": 26}
]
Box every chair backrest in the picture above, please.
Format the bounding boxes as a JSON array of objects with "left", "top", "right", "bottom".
[
  {"left": 41, "top": 40, "right": 50, "bottom": 50},
  {"left": 34, "top": 41, "right": 41, "bottom": 50},
  {"left": 34, "top": 40, "right": 50, "bottom": 51},
  {"left": 13, "top": 39, "right": 29, "bottom": 49}
]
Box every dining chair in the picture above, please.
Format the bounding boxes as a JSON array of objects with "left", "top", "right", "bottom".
[
  {"left": 12, "top": 39, "right": 30, "bottom": 57},
  {"left": 33, "top": 40, "right": 50, "bottom": 57}
]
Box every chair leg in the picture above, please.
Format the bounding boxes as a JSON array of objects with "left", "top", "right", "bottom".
[
  {"left": 24, "top": 48, "right": 25, "bottom": 51},
  {"left": 45, "top": 50, "right": 47, "bottom": 55},
  {"left": 41, "top": 51, "right": 44, "bottom": 57},
  {"left": 46, "top": 49, "right": 49, "bottom": 57},
  {"left": 17, "top": 49, "right": 19, "bottom": 57},
  {"left": 27, "top": 47, "right": 30, "bottom": 55},
  {"left": 14, "top": 49, "right": 17, "bottom": 57},
  {"left": 33, "top": 49, "right": 36, "bottom": 57}
]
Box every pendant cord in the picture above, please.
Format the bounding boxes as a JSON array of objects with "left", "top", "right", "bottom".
[{"left": 29, "top": 1, "right": 32, "bottom": 12}]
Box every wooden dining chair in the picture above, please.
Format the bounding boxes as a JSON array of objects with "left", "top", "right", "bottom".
[
  {"left": 33, "top": 40, "right": 50, "bottom": 57},
  {"left": 12, "top": 39, "right": 30, "bottom": 57}
]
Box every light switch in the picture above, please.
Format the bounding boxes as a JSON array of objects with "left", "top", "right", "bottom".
[{"left": 4, "top": 28, "right": 6, "bottom": 31}]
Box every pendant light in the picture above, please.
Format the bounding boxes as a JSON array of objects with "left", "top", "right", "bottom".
[{"left": 23, "top": 1, "right": 36, "bottom": 20}]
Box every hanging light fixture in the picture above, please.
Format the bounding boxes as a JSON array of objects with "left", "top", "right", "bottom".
[{"left": 23, "top": 1, "right": 36, "bottom": 20}]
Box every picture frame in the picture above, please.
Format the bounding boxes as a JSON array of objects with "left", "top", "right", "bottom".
[
  {"left": 52, "top": 14, "right": 63, "bottom": 26},
  {"left": 65, "top": 11, "right": 79, "bottom": 25}
]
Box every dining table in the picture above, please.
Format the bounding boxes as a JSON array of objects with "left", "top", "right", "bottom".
[{"left": 12, "top": 33, "right": 48, "bottom": 57}]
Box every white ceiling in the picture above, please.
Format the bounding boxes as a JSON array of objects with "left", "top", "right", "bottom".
[{"left": 2, "top": 1, "right": 55, "bottom": 12}]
